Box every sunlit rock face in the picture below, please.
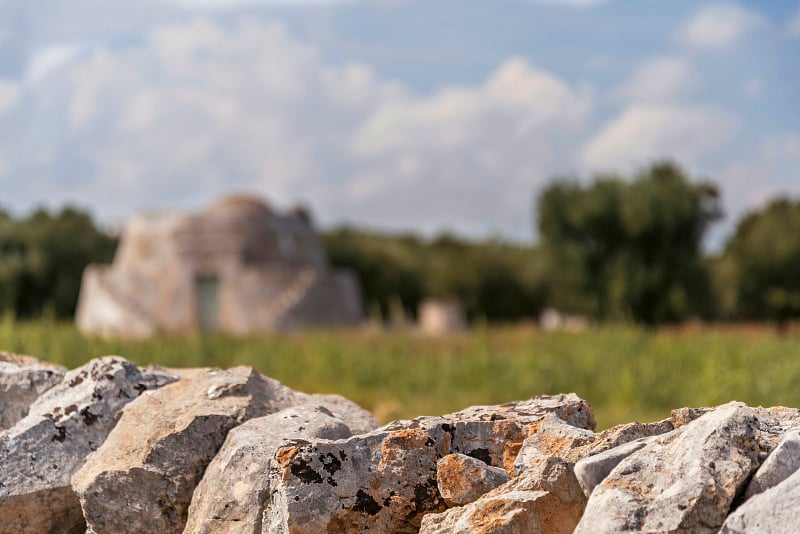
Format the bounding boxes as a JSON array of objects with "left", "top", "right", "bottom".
[{"left": 6, "top": 352, "right": 800, "bottom": 533}]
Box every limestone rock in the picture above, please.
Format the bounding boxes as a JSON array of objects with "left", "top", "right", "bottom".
[
  {"left": 0, "top": 351, "right": 66, "bottom": 431},
  {"left": 744, "top": 429, "right": 800, "bottom": 499},
  {"left": 263, "top": 394, "right": 593, "bottom": 533},
  {"left": 581, "top": 418, "right": 674, "bottom": 457},
  {"left": 513, "top": 413, "right": 595, "bottom": 475},
  {"left": 574, "top": 434, "right": 663, "bottom": 498},
  {"left": 302, "top": 392, "right": 379, "bottom": 435},
  {"left": 575, "top": 402, "right": 761, "bottom": 533},
  {"left": 184, "top": 404, "right": 352, "bottom": 534},
  {"left": 436, "top": 453, "right": 510, "bottom": 507},
  {"left": 418, "top": 489, "right": 565, "bottom": 534},
  {"left": 720, "top": 466, "right": 800, "bottom": 533},
  {"left": 0, "top": 356, "right": 177, "bottom": 534},
  {"left": 72, "top": 367, "right": 300, "bottom": 534},
  {"left": 670, "top": 406, "right": 713, "bottom": 428}
]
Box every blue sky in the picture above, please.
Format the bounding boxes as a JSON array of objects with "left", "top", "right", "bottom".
[{"left": 0, "top": 0, "right": 798, "bottom": 247}]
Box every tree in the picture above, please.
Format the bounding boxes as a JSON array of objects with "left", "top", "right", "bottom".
[
  {"left": 724, "top": 198, "right": 800, "bottom": 325},
  {"left": 537, "top": 161, "right": 722, "bottom": 324},
  {"left": 0, "top": 207, "right": 117, "bottom": 318}
]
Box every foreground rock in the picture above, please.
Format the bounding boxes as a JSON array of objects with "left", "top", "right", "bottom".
[
  {"left": 575, "top": 402, "right": 761, "bottom": 533},
  {"left": 72, "top": 367, "right": 300, "bottom": 534},
  {"left": 0, "top": 356, "right": 176, "bottom": 534},
  {"left": 420, "top": 414, "right": 665, "bottom": 534},
  {"left": 744, "top": 430, "right": 800, "bottom": 499},
  {"left": 436, "top": 453, "right": 510, "bottom": 507},
  {"left": 0, "top": 351, "right": 66, "bottom": 430},
  {"left": 263, "top": 394, "right": 595, "bottom": 533},
  {"left": 9, "top": 351, "right": 800, "bottom": 533},
  {"left": 300, "top": 392, "right": 379, "bottom": 435},
  {"left": 720, "top": 465, "right": 800, "bottom": 533},
  {"left": 184, "top": 404, "right": 353, "bottom": 534}
]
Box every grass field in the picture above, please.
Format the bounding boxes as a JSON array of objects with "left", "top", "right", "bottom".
[{"left": 2, "top": 318, "right": 799, "bottom": 429}]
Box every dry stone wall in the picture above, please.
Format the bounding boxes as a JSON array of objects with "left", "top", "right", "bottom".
[{"left": 1, "top": 353, "right": 799, "bottom": 533}]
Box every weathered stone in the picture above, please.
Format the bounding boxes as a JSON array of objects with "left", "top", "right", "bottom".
[
  {"left": 184, "top": 404, "right": 352, "bottom": 534},
  {"left": 744, "top": 429, "right": 800, "bottom": 499},
  {"left": 513, "top": 413, "right": 595, "bottom": 475},
  {"left": 419, "top": 489, "right": 565, "bottom": 534},
  {"left": 72, "top": 367, "right": 300, "bottom": 534},
  {"left": 302, "top": 392, "right": 379, "bottom": 435},
  {"left": 575, "top": 402, "right": 761, "bottom": 534},
  {"left": 581, "top": 418, "right": 674, "bottom": 457},
  {"left": 0, "top": 356, "right": 177, "bottom": 534},
  {"left": 0, "top": 351, "right": 66, "bottom": 431},
  {"left": 720, "top": 466, "right": 800, "bottom": 533},
  {"left": 670, "top": 406, "right": 713, "bottom": 428},
  {"left": 263, "top": 394, "right": 593, "bottom": 533},
  {"left": 574, "top": 434, "right": 663, "bottom": 498},
  {"left": 437, "top": 453, "right": 510, "bottom": 507}
]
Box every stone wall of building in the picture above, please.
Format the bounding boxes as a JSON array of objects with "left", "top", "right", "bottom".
[{"left": 76, "top": 195, "right": 363, "bottom": 338}]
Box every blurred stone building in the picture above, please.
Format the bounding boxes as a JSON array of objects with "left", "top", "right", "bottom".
[
  {"left": 76, "top": 195, "right": 363, "bottom": 338},
  {"left": 418, "top": 298, "right": 466, "bottom": 335}
]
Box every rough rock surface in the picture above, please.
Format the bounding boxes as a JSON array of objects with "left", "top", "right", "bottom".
[
  {"left": 575, "top": 402, "right": 761, "bottom": 533},
  {"left": 72, "top": 366, "right": 302, "bottom": 534},
  {"left": 436, "top": 453, "right": 510, "bottom": 506},
  {"left": 0, "top": 356, "right": 176, "bottom": 534},
  {"left": 419, "top": 489, "right": 562, "bottom": 534},
  {"left": 184, "top": 404, "right": 353, "bottom": 534},
  {"left": 0, "top": 351, "right": 66, "bottom": 430},
  {"left": 720, "top": 466, "right": 800, "bottom": 533},
  {"left": 263, "top": 394, "right": 594, "bottom": 533},
  {"left": 744, "top": 429, "right": 800, "bottom": 499},
  {"left": 9, "top": 352, "right": 800, "bottom": 534},
  {"left": 574, "top": 434, "right": 661, "bottom": 498},
  {"left": 301, "top": 392, "right": 380, "bottom": 435}
]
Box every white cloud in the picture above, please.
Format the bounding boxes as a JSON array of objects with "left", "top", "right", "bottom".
[
  {"left": 0, "top": 80, "right": 19, "bottom": 114},
  {"left": 26, "top": 44, "right": 89, "bottom": 85},
  {"left": 582, "top": 103, "right": 738, "bottom": 170},
  {"left": 677, "top": 3, "right": 764, "bottom": 52},
  {"left": 616, "top": 57, "right": 693, "bottom": 102},
  {"left": 0, "top": 19, "right": 592, "bottom": 239},
  {"left": 787, "top": 7, "right": 800, "bottom": 38}
]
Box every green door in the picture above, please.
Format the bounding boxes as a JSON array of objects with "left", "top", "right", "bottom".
[{"left": 196, "top": 276, "right": 220, "bottom": 332}]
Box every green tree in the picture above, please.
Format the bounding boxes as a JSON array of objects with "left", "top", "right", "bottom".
[
  {"left": 0, "top": 207, "right": 117, "bottom": 318},
  {"left": 724, "top": 198, "right": 800, "bottom": 325},
  {"left": 537, "top": 161, "right": 722, "bottom": 324}
]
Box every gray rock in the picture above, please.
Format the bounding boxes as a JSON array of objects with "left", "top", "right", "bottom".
[
  {"left": 436, "top": 453, "right": 510, "bottom": 507},
  {"left": 581, "top": 418, "right": 674, "bottom": 457},
  {"left": 744, "top": 430, "right": 800, "bottom": 499},
  {"left": 183, "top": 404, "right": 352, "bottom": 534},
  {"left": 419, "top": 489, "right": 562, "bottom": 534},
  {"left": 0, "top": 356, "right": 177, "bottom": 534},
  {"left": 720, "top": 466, "right": 800, "bottom": 533},
  {"left": 72, "top": 367, "right": 301, "bottom": 534},
  {"left": 0, "top": 351, "right": 66, "bottom": 431},
  {"left": 575, "top": 402, "right": 761, "bottom": 534},
  {"left": 263, "top": 394, "right": 594, "bottom": 533},
  {"left": 302, "top": 392, "right": 379, "bottom": 435},
  {"left": 574, "top": 434, "right": 664, "bottom": 498},
  {"left": 513, "top": 413, "right": 594, "bottom": 476}
]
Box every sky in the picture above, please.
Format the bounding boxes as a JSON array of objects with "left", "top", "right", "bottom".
[{"left": 0, "top": 0, "right": 798, "bottom": 247}]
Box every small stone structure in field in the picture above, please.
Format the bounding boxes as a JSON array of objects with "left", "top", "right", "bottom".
[
  {"left": 76, "top": 194, "right": 362, "bottom": 338},
  {"left": 418, "top": 298, "right": 466, "bottom": 334}
]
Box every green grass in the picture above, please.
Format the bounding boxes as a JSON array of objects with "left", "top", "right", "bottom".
[{"left": 2, "top": 318, "right": 799, "bottom": 429}]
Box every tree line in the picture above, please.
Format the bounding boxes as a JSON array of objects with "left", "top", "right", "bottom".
[{"left": 1, "top": 160, "right": 799, "bottom": 325}]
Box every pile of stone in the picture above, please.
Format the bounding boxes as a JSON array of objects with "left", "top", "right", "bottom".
[{"left": 1, "top": 351, "right": 798, "bottom": 533}]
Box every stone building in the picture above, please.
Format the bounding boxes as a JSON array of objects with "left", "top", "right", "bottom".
[
  {"left": 418, "top": 298, "right": 467, "bottom": 335},
  {"left": 76, "top": 195, "right": 363, "bottom": 338}
]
